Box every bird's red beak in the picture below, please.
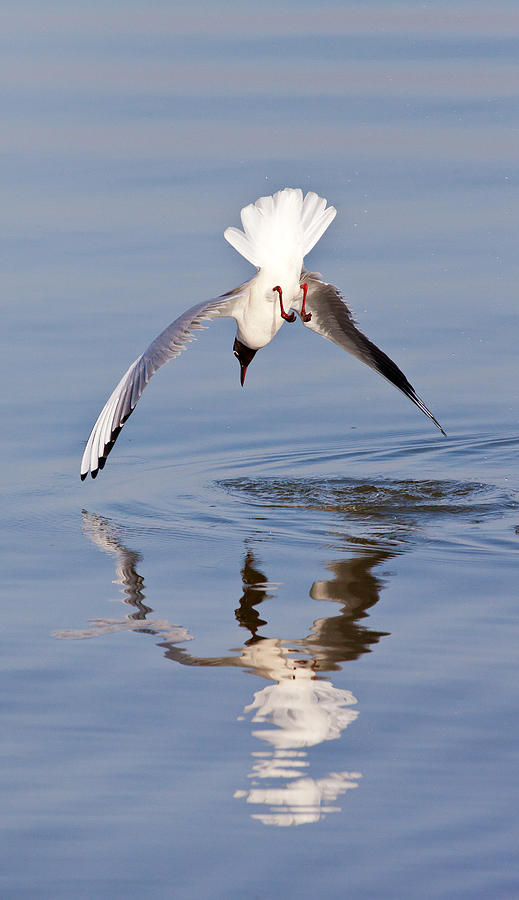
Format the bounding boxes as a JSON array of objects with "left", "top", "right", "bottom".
[{"left": 240, "top": 364, "right": 247, "bottom": 387}]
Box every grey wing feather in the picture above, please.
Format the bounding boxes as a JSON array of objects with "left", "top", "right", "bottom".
[
  {"left": 80, "top": 291, "right": 239, "bottom": 479},
  {"left": 301, "top": 272, "right": 445, "bottom": 435}
]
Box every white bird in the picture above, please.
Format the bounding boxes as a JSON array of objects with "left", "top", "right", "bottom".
[{"left": 81, "top": 187, "right": 444, "bottom": 479}]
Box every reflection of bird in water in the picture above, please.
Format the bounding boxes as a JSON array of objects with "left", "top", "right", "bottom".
[{"left": 64, "top": 512, "right": 394, "bottom": 826}]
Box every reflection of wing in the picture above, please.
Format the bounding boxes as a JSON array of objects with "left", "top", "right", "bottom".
[
  {"left": 307, "top": 553, "right": 391, "bottom": 668},
  {"left": 81, "top": 511, "right": 147, "bottom": 612},
  {"left": 301, "top": 272, "right": 445, "bottom": 435},
  {"left": 54, "top": 512, "right": 192, "bottom": 643},
  {"left": 80, "top": 289, "right": 244, "bottom": 479}
]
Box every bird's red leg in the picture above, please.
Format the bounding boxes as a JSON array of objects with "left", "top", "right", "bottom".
[
  {"left": 273, "top": 285, "right": 296, "bottom": 322},
  {"left": 300, "top": 282, "right": 311, "bottom": 322}
]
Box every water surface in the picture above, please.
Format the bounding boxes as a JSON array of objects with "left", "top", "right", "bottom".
[{"left": 2, "top": 3, "right": 519, "bottom": 898}]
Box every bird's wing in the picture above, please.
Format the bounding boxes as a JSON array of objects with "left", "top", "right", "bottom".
[
  {"left": 299, "top": 272, "right": 445, "bottom": 435},
  {"left": 80, "top": 289, "right": 244, "bottom": 479}
]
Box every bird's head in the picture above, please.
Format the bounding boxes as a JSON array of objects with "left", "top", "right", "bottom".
[{"left": 233, "top": 338, "right": 257, "bottom": 386}]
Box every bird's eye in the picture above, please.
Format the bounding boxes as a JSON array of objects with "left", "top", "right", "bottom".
[{"left": 233, "top": 350, "right": 239, "bottom": 359}]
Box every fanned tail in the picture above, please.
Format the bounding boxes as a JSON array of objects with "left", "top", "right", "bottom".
[{"left": 224, "top": 187, "right": 336, "bottom": 268}]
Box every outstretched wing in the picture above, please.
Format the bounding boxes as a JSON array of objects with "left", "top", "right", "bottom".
[
  {"left": 80, "top": 290, "right": 243, "bottom": 479},
  {"left": 300, "top": 272, "right": 445, "bottom": 435}
]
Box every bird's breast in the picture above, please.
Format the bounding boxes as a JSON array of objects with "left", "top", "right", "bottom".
[
  {"left": 235, "top": 298, "right": 282, "bottom": 350},
  {"left": 234, "top": 271, "right": 301, "bottom": 350}
]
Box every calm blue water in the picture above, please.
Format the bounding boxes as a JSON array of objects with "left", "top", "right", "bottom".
[{"left": 2, "top": 3, "right": 519, "bottom": 898}]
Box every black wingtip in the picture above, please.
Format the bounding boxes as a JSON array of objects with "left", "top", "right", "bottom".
[
  {"left": 411, "top": 392, "right": 446, "bottom": 437},
  {"left": 80, "top": 405, "right": 135, "bottom": 482},
  {"left": 364, "top": 339, "right": 445, "bottom": 438}
]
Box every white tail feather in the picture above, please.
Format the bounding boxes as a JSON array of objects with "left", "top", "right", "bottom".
[{"left": 224, "top": 187, "right": 336, "bottom": 268}]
